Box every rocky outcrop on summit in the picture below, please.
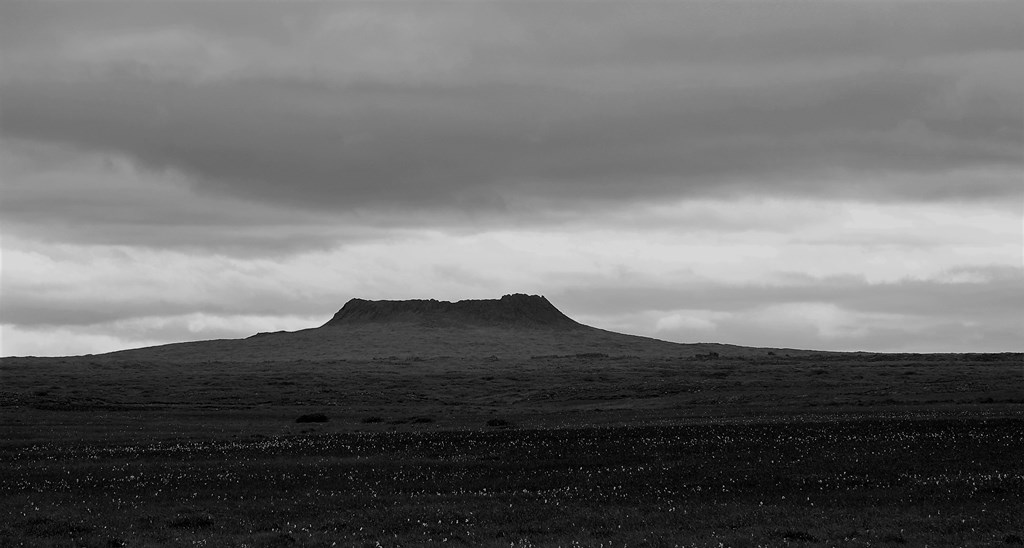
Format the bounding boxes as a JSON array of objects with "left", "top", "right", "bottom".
[{"left": 322, "top": 294, "right": 581, "bottom": 329}]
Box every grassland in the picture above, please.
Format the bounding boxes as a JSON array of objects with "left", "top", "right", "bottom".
[{"left": 2, "top": 352, "right": 1022, "bottom": 546}]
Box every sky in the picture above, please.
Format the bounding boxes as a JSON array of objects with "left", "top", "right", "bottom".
[{"left": 1, "top": 1, "right": 1022, "bottom": 356}]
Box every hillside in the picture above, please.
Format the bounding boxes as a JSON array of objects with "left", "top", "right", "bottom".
[{"left": 95, "top": 294, "right": 749, "bottom": 362}]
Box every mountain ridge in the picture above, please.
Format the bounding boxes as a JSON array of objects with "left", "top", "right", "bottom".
[{"left": 53, "top": 294, "right": 801, "bottom": 362}]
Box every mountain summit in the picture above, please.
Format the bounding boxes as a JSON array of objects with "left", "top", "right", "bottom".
[{"left": 322, "top": 294, "right": 581, "bottom": 329}]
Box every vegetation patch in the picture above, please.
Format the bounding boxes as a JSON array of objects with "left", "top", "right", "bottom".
[
  {"left": 1, "top": 417, "right": 1021, "bottom": 546},
  {"left": 774, "top": 529, "right": 819, "bottom": 542},
  {"left": 14, "top": 516, "right": 94, "bottom": 537},
  {"left": 295, "top": 413, "right": 329, "bottom": 423},
  {"left": 167, "top": 512, "right": 215, "bottom": 529},
  {"left": 881, "top": 531, "right": 908, "bottom": 544}
]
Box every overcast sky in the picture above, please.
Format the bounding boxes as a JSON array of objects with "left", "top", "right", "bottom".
[{"left": 1, "top": 1, "right": 1022, "bottom": 356}]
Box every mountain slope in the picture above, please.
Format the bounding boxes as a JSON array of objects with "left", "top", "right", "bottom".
[{"left": 97, "top": 294, "right": 750, "bottom": 362}]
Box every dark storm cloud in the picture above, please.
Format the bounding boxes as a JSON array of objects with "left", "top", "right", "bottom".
[
  {"left": 0, "top": 185, "right": 379, "bottom": 255},
  {"left": 0, "top": 140, "right": 414, "bottom": 254},
  {"left": 2, "top": 2, "right": 1021, "bottom": 217}
]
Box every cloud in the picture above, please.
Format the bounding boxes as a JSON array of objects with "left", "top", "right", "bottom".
[
  {"left": 0, "top": 241, "right": 337, "bottom": 328},
  {"left": 556, "top": 265, "right": 1024, "bottom": 352},
  {"left": 2, "top": 2, "right": 1021, "bottom": 219},
  {"left": 556, "top": 265, "right": 1024, "bottom": 317},
  {"left": 3, "top": 194, "right": 1017, "bottom": 323},
  {"left": 680, "top": 306, "right": 1023, "bottom": 354},
  {"left": 655, "top": 313, "right": 717, "bottom": 333},
  {"left": 2, "top": 64, "right": 1019, "bottom": 213},
  {"left": 0, "top": 140, "right": 411, "bottom": 255},
  {"left": 3, "top": 194, "right": 1019, "bottom": 355}
]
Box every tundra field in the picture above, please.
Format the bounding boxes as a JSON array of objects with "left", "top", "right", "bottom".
[{"left": 2, "top": 352, "right": 1022, "bottom": 547}]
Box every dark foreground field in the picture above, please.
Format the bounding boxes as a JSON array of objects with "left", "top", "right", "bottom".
[
  {"left": 3, "top": 416, "right": 1023, "bottom": 547},
  {"left": 2, "top": 353, "right": 1023, "bottom": 547}
]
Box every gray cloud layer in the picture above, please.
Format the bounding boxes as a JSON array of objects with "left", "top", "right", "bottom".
[
  {"left": 556, "top": 266, "right": 1024, "bottom": 320},
  {"left": 555, "top": 266, "right": 1024, "bottom": 352},
  {"left": 3, "top": 2, "right": 1021, "bottom": 218}
]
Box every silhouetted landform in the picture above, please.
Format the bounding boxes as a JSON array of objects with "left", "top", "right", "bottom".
[
  {"left": 5, "top": 300, "right": 1021, "bottom": 548},
  {"left": 88, "top": 294, "right": 772, "bottom": 362},
  {"left": 323, "top": 294, "right": 581, "bottom": 328}
]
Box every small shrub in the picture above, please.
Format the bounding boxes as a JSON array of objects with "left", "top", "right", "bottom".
[
  {"left": 295, "top": 413, "right": 328, "bottom": 423},
  {"left": 487, "top": 418, "right": 512, "bottom": 428},
  {"left": 1004, "top": 534, "right": 1023, "bottom": 545},
  {"left": 168, "top": 513, "right": 214, "bottom": 529},
  {"left": 361, "top": 416, "right": 383, "bottom": 423},
  {"left": 881, "top": 532, "right": 907, "bottom": 544},
  {"left": 410, "top": 417, "right": 433, "bottom": 424},
  {"left": 775, "top": 529, "right": 818, "bottom": 542}
]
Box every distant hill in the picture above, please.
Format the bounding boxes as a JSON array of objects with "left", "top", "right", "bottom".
[
  {"left": 87, "top": 294, "right": 788, "bottom": 362},
  {"left": 322, "top": 294, "right": 581, "bottom": 329}
]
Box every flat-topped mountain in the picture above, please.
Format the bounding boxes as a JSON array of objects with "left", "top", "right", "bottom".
[
  {"left": 323, "top": 294, "right": 581, "bottom": 329},
  {"left": 85, "top": 294, "right": 769, "bottom": 362}
]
